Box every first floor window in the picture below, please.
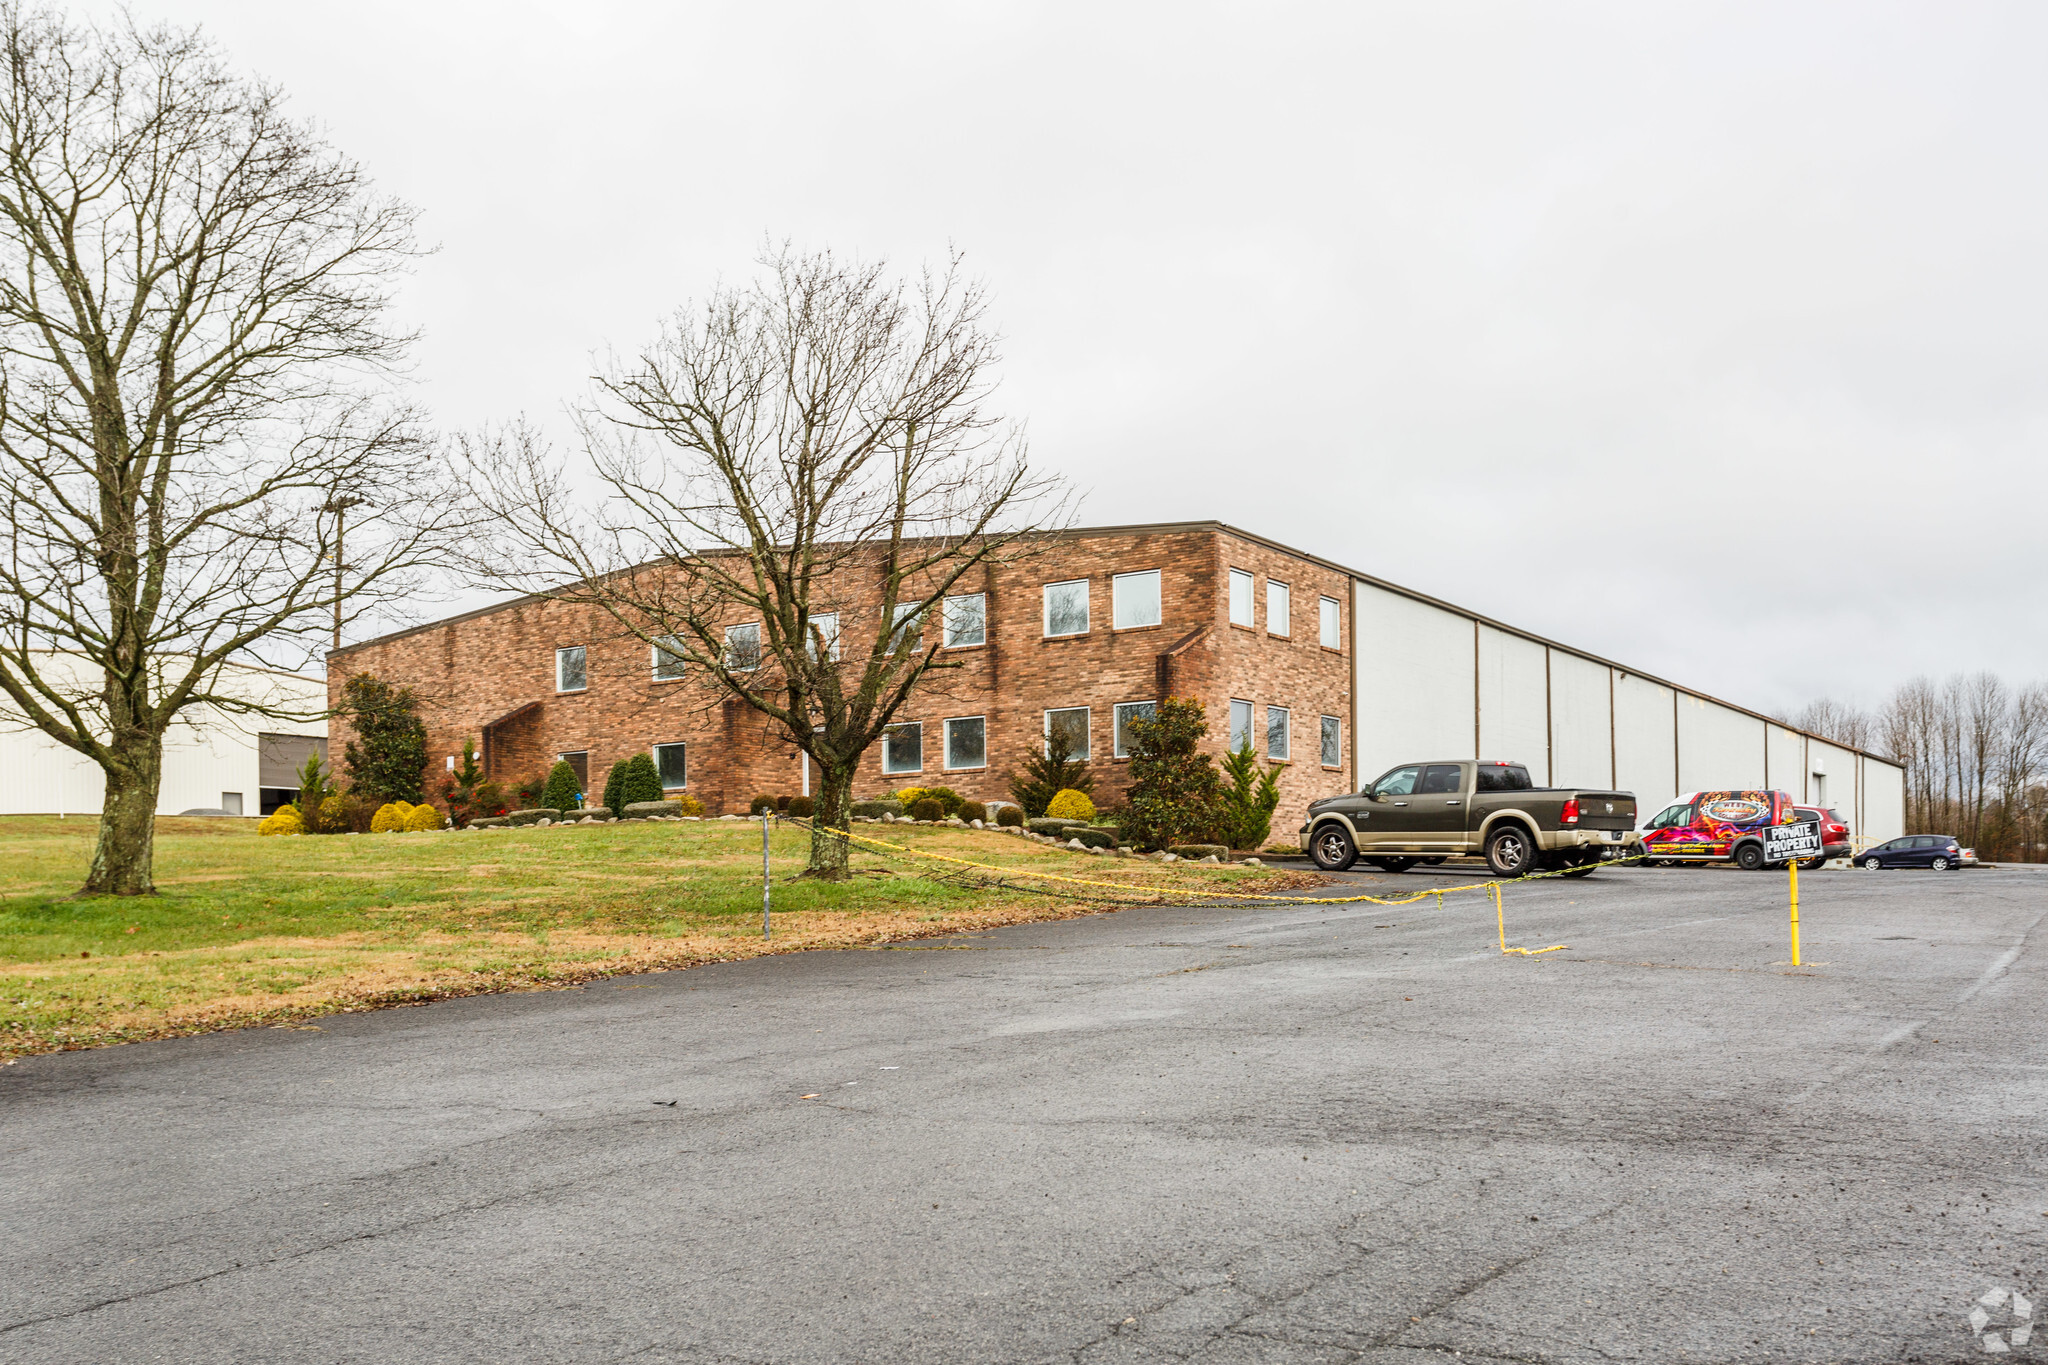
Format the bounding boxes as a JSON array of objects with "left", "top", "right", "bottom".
[
  {"left": 1229, "top": 569, "right": 1254, "bottom": 627},
  {"left": 1319, "top": 596, "right": 1341, "bottom": 649},
  {"left": 807, "top": 612, "right": 840, "bottom": 662},
  {"left": 1045, "top": 706, "right": 1090, "bottom": 761},
  {"left": 1267, "top": 579, "right": 1291, "bottom": 636},
  {"left": 652, "top": 635, "right": 686, "bottom": 681},
  {"left": 724, "top": 623, "right": 761, "bottom": 671},
  {"left": 884, "top": 723, "right": 923, "bottom": 774},
  {"left": 1113, "top": 701, "right": 1156, "bottom": 759},
  {"left": 556, "top": 645, "right": 587, "bottom": 692},
  {"left": 1267, "top": 705, "right": 1291, "bottom": 761},
  {"left": 1043, "top": 579, "right": 1090, "bottom": 636},
  {"left": 653, "top": 743, "right": 687, "bottom": 789},
  {"left": 945, "top": 716, "right": 986, "bottom": 769},
  {"left": 556, "top": 750, "right": 589, "bottom": 788},
  {"left": 1112, "top": 570, "right": 1161, "bottom": 629},
  {"left": 943, "top": 594, "right": 985, "bottom": 648},
  {"left": 1320, "top": 715, "right": 1342, "bottom": 767},
  {"left": 1229, "top": 698, "right": 1254, "bottom": 752}
]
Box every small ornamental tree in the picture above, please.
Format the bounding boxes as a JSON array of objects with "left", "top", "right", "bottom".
[
  {"left": 338, "top": 674, "right": 428, "bottom": 803},
  {"left": 1218, "top": 742, "right": 1282, "bottom": 850},
  {"left": 1121, "top": 698, "right": 1223, "bottom": 850},
  {"left": 293, "top": 749, "right": 336, "bottom": 831},
  {"left": 437, "top": 738, "right": 487, "bottom": 826},
  {"left": 620, "top": 753, "right": 664, "bottom": 806},
  {"left": 541, "top": 760, "right": 582, "bottom": 811},
  {"left": 1009, "top": 729, "right": 1094, "bottom": 818},
  {"left": 601, "top": 761, "right": 627, "bottom": 815}
]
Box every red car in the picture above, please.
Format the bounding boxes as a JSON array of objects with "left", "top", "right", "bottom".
[{"left": 1792, "top": 805, "right": 1852, "bottom": 869}]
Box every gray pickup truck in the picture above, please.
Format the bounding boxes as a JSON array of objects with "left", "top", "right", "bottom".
[{"left": 1299, "top": 759, "right": 1637, "bottom": 878}]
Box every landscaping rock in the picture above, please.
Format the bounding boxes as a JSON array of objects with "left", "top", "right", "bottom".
[
  {"left": 578, "top": 808, "right": 616, "bottom": 822},
  {"left": 1066, "top": 838, "right": 1085, "bottom": 849},
  {"left": 1069, "top": 827, "right": 1117, "bottom": 850},
  {"left": 621, "top": 802, "right": 674, "bottom": 820},
  {"left": 969, "top": 819, "right": 984, "bottom": 829},
  {"left": 505, "top": 808, "right": 563, "bottom": 827},
  {"left": 1240, "top": 857, "right": 1262, "bottom": 866},
  {"left": 1167, "top": 844, "right": 1230, "bottom": 861}
]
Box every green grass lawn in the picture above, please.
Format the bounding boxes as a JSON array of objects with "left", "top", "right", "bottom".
[{"left": 0, "top": 814, "right": 1308, "bottom": 1059}]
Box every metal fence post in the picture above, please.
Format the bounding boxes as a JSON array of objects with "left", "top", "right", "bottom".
[{"left": 762, "top": 811, "right": 772, "bottom": 939}]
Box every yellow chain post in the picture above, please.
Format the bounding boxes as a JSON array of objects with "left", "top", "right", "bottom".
[{"left": 1788, "top": 854, "right": 1801, "bottom": 967}]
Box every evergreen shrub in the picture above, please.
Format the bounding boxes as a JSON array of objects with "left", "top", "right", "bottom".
[
  {"left": 1045, "top": 789, "right": 1096, "bottom": 822},
  {"left": 908, "top": 797, "right": 944, "bottom": 822}
]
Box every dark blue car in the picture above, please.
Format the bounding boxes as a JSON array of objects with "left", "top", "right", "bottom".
[{"left": 1857, "top": 835, "right": 1963, "bottom": 871}]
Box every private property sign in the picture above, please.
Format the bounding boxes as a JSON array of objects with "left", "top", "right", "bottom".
[{"left": 1764, "top": 819, "right": 1823, "bottom": 864}]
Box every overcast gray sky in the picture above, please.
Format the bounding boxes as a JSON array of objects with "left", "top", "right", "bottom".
[{"left": 113, "top": 0, "right": 2048, "bottom": 715}]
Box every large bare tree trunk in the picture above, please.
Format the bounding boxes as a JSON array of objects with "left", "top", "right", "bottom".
[
  {"left": 805, "top": 763, "right": 856, "bottom": 881},
  {"left": 83, "top": 733, "right": 161, "bottom": 895}
]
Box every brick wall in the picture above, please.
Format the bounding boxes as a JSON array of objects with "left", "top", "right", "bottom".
[{"left": 327, "top": 523, "right": 1353, "bottom": 837}]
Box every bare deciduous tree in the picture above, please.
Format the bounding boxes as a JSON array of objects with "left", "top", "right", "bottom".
[
  {"left": 1797, "top": 673, "right": 2048, "bottom": 860},
  {"left": 464, "top": 246, "right": 1068, "bottom": 879},
  {"left": 0, "top": 8, "right": 453, "bottom": 895}
]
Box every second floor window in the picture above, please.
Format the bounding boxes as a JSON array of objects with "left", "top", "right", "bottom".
[
  {"left": 943, "top": 594, "right": 985, "bottom": 648},
  {"left": 1229, "top": 569, "right": 1254, "bottom": 627},
  {"left": 1267, "top": 580, "right": 1290, "bottom": 636},
  {"left": 724, "top": 623, "right": 761, "bottom": 671},
  {"left": 889, "top": 602, "right": 923, "bottom": 654},
  {"left": 555, "top": 645, "right": 586, "bottom": 693},
  {"left": 652, "top": 635, "right": 686, "bottom": 681},
  {"left": 1319, "top": 596, "right": 1341, "bottom": 649},
  {"left": 1321, "top": 715, "right": 1342, "bottom": 767},
  {"left": 806, "top": 612, "right": 840, "bottom": 662},
  {"left": 1267, "top": 705, "right": 1290, "bottom": 761},
  {"left": 1112, "top": 570, "right": 1161, "bottom": 629},
  {"left": 1044, "top": 580, "right": 1089, "bottom": 637}
]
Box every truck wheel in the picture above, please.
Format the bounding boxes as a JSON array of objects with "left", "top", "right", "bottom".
[
  {"left": 1485, "top": 825, "right": 1537, "bottom": 878},
  {"left": 1559, "top": 861, "right": 1597, "bottom": 878},
  {"left": 1310, "top": 824, "right": 1356, "bottom": 872},
  {"left": 1734, "top": 842, "right": 1766, "bottom": 871},
  {"left": 1798, "top": 856, "right": 1825, "bottom": 871},
  {"left": 1367, "top": 857, "right": 1418, "bottom": 873}
]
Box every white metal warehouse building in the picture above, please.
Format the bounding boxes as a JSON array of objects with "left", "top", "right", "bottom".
[{"left": 1344, "top": 566, "right": 1905, "bottom": 843}]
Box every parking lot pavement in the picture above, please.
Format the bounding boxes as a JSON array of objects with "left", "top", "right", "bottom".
[{"left": 3, "top": 868, "right": 2045, "bottom": 1363}]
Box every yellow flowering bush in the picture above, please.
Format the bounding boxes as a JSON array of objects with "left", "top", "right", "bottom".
[
  {"left": 402, "top": 803, "right": 445, "bottom": 831},
  {"left": 893, "top": 786, "right": 928, "bottom": 808},
  {"left": 370, "top": 801, "right": 413, "bottom": 833},
  {"left": 1045, "top": 788, "right": 1097, "bottom": 822},
  {"left": 257, "top": 804, "right": 304, "bottom": 837}
]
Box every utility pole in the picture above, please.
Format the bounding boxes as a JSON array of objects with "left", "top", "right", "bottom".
[{"left": 321, "top": 495, "right": 366, "bottom": 653}]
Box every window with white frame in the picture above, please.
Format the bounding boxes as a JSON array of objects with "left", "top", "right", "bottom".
[
  {"left": 944, "top": 716, "right": 986, "bottom": 769},
  {"left": 943, "top": 594, "right": 985, "bottom": 648},
  {"left": 1112, "top": 570, "right": 1161, "bottom": 629},
  {"left": 1267, "top": 704, "right": 1291, "bottom": 761},
  {"left": 1229, "top": 698, "right": 1254, "bottom": 753},
  {"left": 1229, "top": 569, "right": 1254, "bottom": 627},
  {"left": 1319, "top": 596, "right": 1341, "bottom": 650},
  {"left": 723, "top": 623, "right": 761, "bottom": 671},
  {"left": 1267, "top": 580, "right": 1290, "bottom": 636},
  {"left": 806, "top": 612, "right": 840, "bottom": 662},
  {"left": 889, "top": 602, "right": 923, "bottom": 654},
  {"left": 652, "top": 635, "right": 686, "bottom": 681},
  {"left": 1043, "top": 579, "right": 1089, "bottom": 637},
  {"left": 653, "top": 743, "right": 688, "bottom": 789},
  {"left": 1044, "top": 706, "right": 1090, "bottom": 761},
  {"left": 883, "top": 722, "right": 922, "bottom": 774},
  {"left": 1320, "top": 715, "right": 1342, "bottom": 767},
  {"left": 1113, "top": 701, "right": 1156, "bottom": 759},
  {"left": 555, "top": 645, "right": 587, "bottom": 692}
]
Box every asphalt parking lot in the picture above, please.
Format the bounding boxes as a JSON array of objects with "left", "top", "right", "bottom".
[{"left": 4, "top": 863, "right": 2046, "bottom": 1364}]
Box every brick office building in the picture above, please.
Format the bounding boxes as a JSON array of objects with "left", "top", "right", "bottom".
[
  {"left": 328, "top": 518, "right": 1909, "bottom": 843},
  {"left": 327, "top": 522, "right": 1354, "bottom": 834}
]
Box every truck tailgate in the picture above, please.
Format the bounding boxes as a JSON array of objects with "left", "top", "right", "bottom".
[{"left": 1574, "top": 793, "right": 1636, "bottom": 830}]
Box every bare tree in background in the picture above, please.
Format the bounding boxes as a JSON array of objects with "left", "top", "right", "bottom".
[
  {"left": 0, "top": 9, "right": 452, "bottom": 895},
  {"left": 465, "top": 246, "right": 1068, "bottom": 879},
  {"left": 1795, "top": 673, "right": 2048, "bottom": 860}
]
